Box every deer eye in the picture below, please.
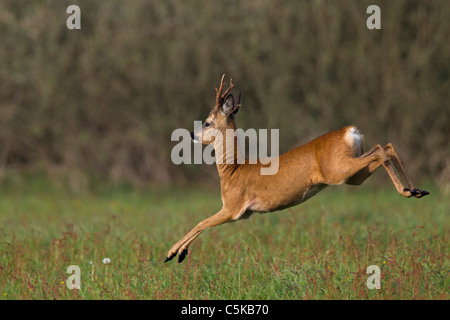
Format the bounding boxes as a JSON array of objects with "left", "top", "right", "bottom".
[{"left": 204, "top": 122, "right": 211, "bottom": 127}]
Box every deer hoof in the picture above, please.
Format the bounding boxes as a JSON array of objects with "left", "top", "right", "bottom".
[
  {"left": 178, "top": 249, "right": 188, "bottom": 263},
  {"left": 164, "top": 252, "right": 176, "bottom": 263},
  {"left": 404, "top": 187, "right": 430, "bottom": 198},
  {"left": 414, "top": 189, "right": 430, "bottom": 198}
]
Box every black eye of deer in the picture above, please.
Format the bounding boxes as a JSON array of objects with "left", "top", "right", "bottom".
[{"left": 204, "top": 122, "right": 210, "bottom": 127}]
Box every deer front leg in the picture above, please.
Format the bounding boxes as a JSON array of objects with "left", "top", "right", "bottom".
[{"left": 165, "top": 208, "right": 233, "bottom": 263}]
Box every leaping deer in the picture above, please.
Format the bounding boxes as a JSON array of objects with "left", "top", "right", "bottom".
[{"left": 165, "top": 74, "right": 429, "bottom": 263}]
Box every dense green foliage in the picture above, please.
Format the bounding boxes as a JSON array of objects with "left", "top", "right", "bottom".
[{"left": 0, "top": 1, "right": 448, "bottom": 189}]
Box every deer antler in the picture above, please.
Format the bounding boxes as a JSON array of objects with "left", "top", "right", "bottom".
[{"left": 215, "top": 74, "right": 234, "bottom": 106}]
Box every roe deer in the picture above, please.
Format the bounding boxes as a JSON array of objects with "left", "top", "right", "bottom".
[{"left": 165, "top": 74, "right": 429, "bottom": 263}]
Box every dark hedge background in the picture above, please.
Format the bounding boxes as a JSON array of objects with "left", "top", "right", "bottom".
[{"left": 0, "top": 0, "right": 448, "bottom": 190}]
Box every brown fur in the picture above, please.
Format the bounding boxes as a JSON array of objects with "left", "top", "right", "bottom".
[{"left": 165, "top": 75, "right": 429, "bottom": 263}]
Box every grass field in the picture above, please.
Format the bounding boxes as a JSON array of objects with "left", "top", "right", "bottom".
[{"left": 0, "top": 178, "right": 447, "bottom": 300}]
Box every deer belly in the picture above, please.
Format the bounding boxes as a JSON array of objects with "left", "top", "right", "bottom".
[
  {"left": 299, "top": 183, "right": 327, "bottom": 204},
  {"left": 249, "top": 184, "right": 327, "bottom": 213}
]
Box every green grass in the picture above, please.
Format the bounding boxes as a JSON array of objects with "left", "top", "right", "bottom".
[{"left": 0, "top": 178, "right": 448, "bottom": 300}]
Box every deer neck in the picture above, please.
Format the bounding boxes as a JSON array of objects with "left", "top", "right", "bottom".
[{"left": 213, "top": 123, "right": 243, "bottom": 180}]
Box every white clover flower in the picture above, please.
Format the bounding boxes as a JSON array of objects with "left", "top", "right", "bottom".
[{"left": 102, "top": 258, "right": 111, "bottom": 264}]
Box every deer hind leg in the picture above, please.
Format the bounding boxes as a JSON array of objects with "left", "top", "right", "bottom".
[
  {"left": 165, "top": 208, "right": 232, "bottom": 263},
  {"left": 383, "top": 143, "right": 414, "bottom": 189},
  {"left": 345, "top": 144, "right": 388, "bottom": 185},
  {"left": 344, "top": 144, "right": 429, "bottom": 198}
]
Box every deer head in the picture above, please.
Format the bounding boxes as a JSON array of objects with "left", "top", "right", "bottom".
[{"left": 191, "top": 74, "right": 241, "bottom": 145}]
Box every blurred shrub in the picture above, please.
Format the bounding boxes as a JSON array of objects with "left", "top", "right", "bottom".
[{"left": 0, "top": 0, "right": 448, "bottom": 189}]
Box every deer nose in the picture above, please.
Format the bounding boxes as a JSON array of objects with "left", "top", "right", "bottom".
[{"left": 190, "top": 131, "right": 195, "bottom": 140}]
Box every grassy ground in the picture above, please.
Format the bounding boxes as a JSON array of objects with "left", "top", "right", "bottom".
[{"left": 0, "top": 178, "right": 447, "bottom": 300}]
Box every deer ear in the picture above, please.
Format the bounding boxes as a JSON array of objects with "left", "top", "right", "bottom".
[
  {"left": 232, "top": 92, "right": 241, "bottom": 115},
  {"left": 221, "top": 94, "right": 235, "bottom": 116}
]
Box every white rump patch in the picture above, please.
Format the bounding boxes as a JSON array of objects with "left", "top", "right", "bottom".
[{"left": 345, "top": 126, "right": 364, "bottom": 157}]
